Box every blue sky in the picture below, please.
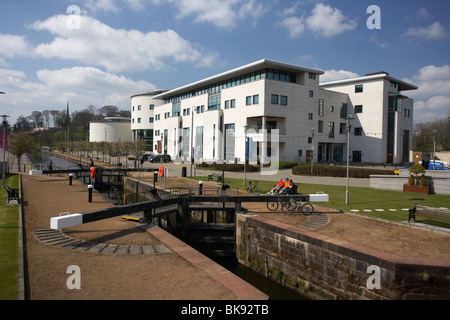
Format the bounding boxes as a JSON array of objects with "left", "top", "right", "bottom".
[{"left": 1, "top": 0, "right": 449, "bottom": 126}]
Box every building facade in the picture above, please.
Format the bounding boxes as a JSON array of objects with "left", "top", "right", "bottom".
[
  {"left": 89, "top": 117, "right": 132, "bottom": 143},
  {"left": 131, "top": 60, "right": 417, "bottom": 165}
]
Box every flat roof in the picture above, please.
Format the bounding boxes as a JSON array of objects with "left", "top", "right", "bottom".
[
  {"left": 320, "top": 73, "right": 418, "bottom": 91},
  {"left": 131, "top": 89, "right": 170, "bottom": 99},
  {"left": 153, "top": 59, "right": 324, "bottom": 99}
]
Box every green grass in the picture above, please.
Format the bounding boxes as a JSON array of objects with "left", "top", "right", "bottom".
[
  {"left": 188, "top": 176, "right": 450, "bottom": 229},
  {"left": 0, "top": 174, "right": 20, "bottom": 300}
]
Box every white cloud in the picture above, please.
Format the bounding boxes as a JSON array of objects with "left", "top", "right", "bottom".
[
  {"left": 84, "top": 0, "right": 121, "bottom": 14},
  {"left": 321, "top": 69, "right": 359, "bottom": 83},
  {"left": 306, "top": 3, "right": 357, "bottom": 37},
  {"left": 402, "top": 22, "right": 448, "bottom": 42},
  {"left": 0, "top": 66, "right": 155, "bottom": 123},
  {"left": 0, "top": 34, "right": 32, "bottom": 65},
  {"left": 280, "top": 3, "right": 357, "bottom": 38},
  {"left": 404, "top": 65, "right": 450, "bottom": 123},
  {"left": 168, "top": 0, "right": 269, "bottom": 29},
  {"left": 280, "top": 16, "right": 305, "bottom": 38},
  {"left": 28, "top": 14, "right": 216, "bottom": 72}
]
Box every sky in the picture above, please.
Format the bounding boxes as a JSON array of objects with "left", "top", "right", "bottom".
[{"left": 1, "top": 0, "right": 449, "bottom": 126}]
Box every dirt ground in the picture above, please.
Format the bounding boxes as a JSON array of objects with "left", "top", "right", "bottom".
[{"left": 21, "top": 172, "right": 450, "bottom": 300}]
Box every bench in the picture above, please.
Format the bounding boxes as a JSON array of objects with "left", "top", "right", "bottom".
[
  {"left": 207, "top": 173, "right": 223, "bottom": 184},
  {"left": 6, "top": 186, "right": 19, "bottom": 204},
  {"left": 408, "top": 204, "right": 450, "bottom": 223}
]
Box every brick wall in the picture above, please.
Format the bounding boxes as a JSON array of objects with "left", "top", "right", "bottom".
[{"left": 236, "top": 214, "right": 450, "bottom": 300}]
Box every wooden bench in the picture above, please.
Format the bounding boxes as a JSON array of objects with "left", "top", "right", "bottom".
[
  {"left": 6, "top": 186, "right": 19, "bottom": 204},
  {"left": 207, "top": 173, "right": 223, "bottom": 184},
  {"left": 408, "top": 204, "right": 450, "bottom": 223}
]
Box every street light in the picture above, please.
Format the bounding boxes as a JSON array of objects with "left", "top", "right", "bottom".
[
  {"left": 2, "top": 114, "right": 10, "bottom": 189},
  {"left": 345, "top": 114, "right": 355, "bottom": 205},
  {"left": 243, "top": 123, "right": 249, "bottom": 186},
  {"left": 310, "top": 128, "right": 315, "bottom": 175},
  {"left": 432, "top": 130, "right": 438, "bottom": 170}
]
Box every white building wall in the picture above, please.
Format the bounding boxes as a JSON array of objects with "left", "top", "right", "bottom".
[{"left": 89, "top": 121, "right": 131, "bottom": 142}]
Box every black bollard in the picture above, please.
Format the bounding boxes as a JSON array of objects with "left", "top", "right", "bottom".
[
  {"left": 88, "top": 184, "right": 93, "bottom": 202},
  {"left": 69, "top": 174, "right": 73, "bottom": 185},
  {"left": 199, "top": 181, "right": 203, "bottom": 195}
]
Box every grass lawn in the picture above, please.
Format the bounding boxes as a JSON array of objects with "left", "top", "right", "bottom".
[
  {"left": 188, "top": 176, "right": 450, "bottom": 229},
  {"left": 0, "top": 174, "right": 20, "bottom": 300}
]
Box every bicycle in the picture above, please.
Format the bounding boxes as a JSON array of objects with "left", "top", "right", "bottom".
[
  {"left": 246, "top": 180, "right": 261, "bottom": 194},
  {"left": 281, "top": 195, "right": 314, "bottom": 216},
  {"left": 266, "top": 196, "right": 291, "bottom": 212}
]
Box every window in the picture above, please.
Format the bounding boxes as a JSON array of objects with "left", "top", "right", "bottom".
[
  {"left": 308, "top": 113, "right": 313, "bottom": 120},
  {"left": 309, "top": 90, "right": 314, "bottom": 97},
  {"left": 318, "top": 99, "right": 324, "bottom": 116},
  {"left": 308, "top": 73, "right": 316, "bottom": 79},
  {"left": 149, "top": 117, "right": 154, "bottom": 123},
  {"left": 354, "top": 127, "right": 363, "bottom": 136},
  {"left": 271, "top": 94, "right": 279, "bottom": 104},
  {"left": 231, "top": 99, "right": 236, "bottom": 108},
  {"left": 330, "top": 106, "right": 334, "bottom": 112},
  {"left": 155, "top": 114, "right": 160, "bottom": 121},
  {"left": 355, "top": 105, "right": 363, "bottom": 113},
  {"left": 224, "top": 100, "right": 230, "bottom": 109},
  {"left": 137, "top": 118, "right": 141, "bottom": 123},
  {"left": 355, "top": 84, "right": 363, "bottom": 93},
  {"left": 253, "top": 95, "right": 259, "bottom": 104},
  {"left": 318, "top": 121, "right": 323, "bottom": 133},
  {"left": 246, "top": 96, "right": 252, "bottom": 105},
  {"left": 340, "top": 103, "right": 348, "bottom": 119},
  {"left": 328, "top": 122, "right": 335, "bottom": 138},
  {"left": 138, "top": 105, "right": 141, "bottom": 111},
  {"left": 280, "top": 95, "right": 288, "bottom": 106},
  {"left": 149, "top": 104, "right": 154, "bottom": 110}
]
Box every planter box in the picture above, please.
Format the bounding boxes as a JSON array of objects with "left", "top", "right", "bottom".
[{"left": 403, "top": 184, "right": 430, "bottom": 194}]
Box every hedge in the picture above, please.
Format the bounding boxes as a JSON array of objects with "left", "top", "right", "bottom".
[{"left": 292, "top": 164, "right": 395, "bottom": 178}]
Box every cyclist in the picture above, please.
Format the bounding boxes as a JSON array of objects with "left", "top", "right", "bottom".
[
  {"left": 267, "top": 178, "right": 284, "bottom": 194},
  {"left": 277, "top": 178, "right": 291, "bottom": 194}
]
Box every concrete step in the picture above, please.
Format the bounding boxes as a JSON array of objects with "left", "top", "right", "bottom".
[{"left": 34, "top": 229, "right": 171, "bottom": 255}]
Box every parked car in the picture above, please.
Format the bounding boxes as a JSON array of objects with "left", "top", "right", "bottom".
[{"left": 149, "top": 154, "right": 172, "bottom": 163}]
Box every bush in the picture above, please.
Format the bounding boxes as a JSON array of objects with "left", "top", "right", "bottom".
[
  {"left": 408, "top": 174, "right": 415, "bottom": 186},
  {"left": 291, "top": 164, "right": 395, "bottom": 178},
  {"left": 198, "top": 162, "right": 259, "bottom": 172},
  {"left": 420, "top": 174, "right": 427, "bottom": 186}
]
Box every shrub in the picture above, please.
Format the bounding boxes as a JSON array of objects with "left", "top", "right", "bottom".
[
  {"left": 198, "top": 162, "right": 259, "bottom": 172},
  {"left": 408, "top": 174, "right": 415, "bottom": 186},
  {"left": 291, "top": 164, "right": 395, "bottom": 178},
  {"left": 419, "top": 174, "right": 427, "bottom": 186}
]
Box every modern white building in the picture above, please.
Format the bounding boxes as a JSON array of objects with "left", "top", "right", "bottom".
[
  {"left": 131, "top": 59, "right": 417, "bottom": 165},
  {"left": 89, "top": 117, "right": 132, "bottom": 143}
]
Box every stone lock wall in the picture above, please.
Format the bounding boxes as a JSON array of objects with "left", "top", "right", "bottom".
[{"left": 236, "top": 214, "right": 450, "bottom": 300}]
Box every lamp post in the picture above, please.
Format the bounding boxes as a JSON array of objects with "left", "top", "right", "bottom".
[
  {"left": 432, "top": 130, "right": 437, "bottom": 170},
  {"left": 310, "top": 128, "right": 315, "bottom": 175},
  {"left": 345, "top": 114, "right": 354, "bottom": 205},
  {"left": 243, "top": 123, "right": 249, "bottom": 186},
  {"left": 2, "top": 114, "right": 9, "bottom": 189},
  {"left": 190, "top": 107, "right": 195, "bottom": 177}
]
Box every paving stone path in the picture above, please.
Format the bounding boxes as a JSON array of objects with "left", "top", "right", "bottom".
[
  {"left": 297, "top": 212, "right": 330, "bottom": 231},
  {"left": 34, "top": 229, "right": 171, "bottom": 255}
]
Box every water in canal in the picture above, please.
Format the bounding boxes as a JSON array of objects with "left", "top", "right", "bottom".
[{"left": 214, "top": 257, "right": 310, "bottom": 300}]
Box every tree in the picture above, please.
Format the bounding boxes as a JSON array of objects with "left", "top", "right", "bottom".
[
  {"left": 9, "top": 132, "right": 34, "bottom": 172},
  {"left": 100, "top": 105, "right": 119, "bottom": 117}
]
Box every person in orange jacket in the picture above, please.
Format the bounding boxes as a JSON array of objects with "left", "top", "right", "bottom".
[{"left": 267, "top": 178, "right": 285, "bottom": 194}]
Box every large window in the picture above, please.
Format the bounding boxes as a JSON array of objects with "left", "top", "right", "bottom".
[
  {"left": 318, "top": 99, "right": 324, "bottom": 116},
  {"left": 224, "top": 124, "right": 235, "bottom": 161},
  {"left": 280, "top": 95, "right": 288, "bottom": 106},
  {"left": 208, "top": 94, "right": 221, "bottom": 110}
]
